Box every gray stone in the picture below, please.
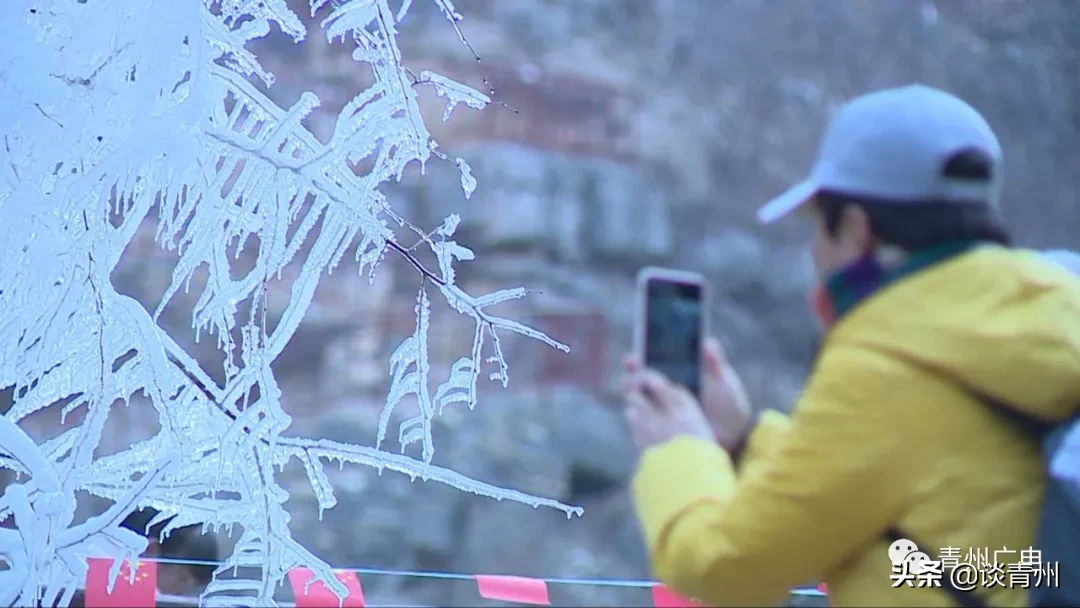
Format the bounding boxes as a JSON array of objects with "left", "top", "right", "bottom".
[
  {"left": 549, "top": 387, "right": 637, "bottom": 486},
  {"left": 694, "top": 230, "right": 769, "bottom": 289},
  {"left": 61, "top": 3, "right": 1080, "bottom": 607},
  {"left": 587, "top": 164, "right": 673, "bottom": 263}
]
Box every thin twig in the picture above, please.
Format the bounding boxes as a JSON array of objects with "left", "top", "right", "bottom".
[
  {"left": 430, "top": 0, "right": 492, "bottom": 97},
  {"left": 385, "top": 239, "right": 445, "bottom": 287},
  {"left": 403, "top": 67, "right": 518, "bottom": 114},
  {"left": 33, "top": 104, "right": 63, "bottom": 128}
]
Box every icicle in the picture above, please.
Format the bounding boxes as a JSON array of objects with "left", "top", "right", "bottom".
[{"left": 0, "top": 1, "right": 584, "bottom": 604}]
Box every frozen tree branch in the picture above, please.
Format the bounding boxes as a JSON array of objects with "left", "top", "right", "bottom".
[{"left": 0, "top": 0, "right": 580, "bottom": 605}]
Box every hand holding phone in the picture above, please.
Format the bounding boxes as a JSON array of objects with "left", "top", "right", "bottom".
[{"left": 629, "top": 267, "right": 753, "bottom": 450}]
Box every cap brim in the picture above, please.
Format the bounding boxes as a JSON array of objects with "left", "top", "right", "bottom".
[{"left": 756, "top": 179, "right": 819, "bottom": 224}]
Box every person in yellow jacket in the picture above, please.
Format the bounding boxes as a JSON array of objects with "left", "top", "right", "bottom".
[{"left": 624, "top": 84, "right": 1080, "bottom": 607}]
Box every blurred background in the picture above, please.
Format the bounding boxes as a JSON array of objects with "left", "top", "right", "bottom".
[{"left": 9, "top": 0, "right": 1080, "bottom": 605}]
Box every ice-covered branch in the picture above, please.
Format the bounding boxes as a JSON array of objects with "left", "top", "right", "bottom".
[{"left": 0, "top": 0, "right": 578, "bottom": 606}]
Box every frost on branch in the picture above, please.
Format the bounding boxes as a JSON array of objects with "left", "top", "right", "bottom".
[
  {"left": 419, "top": 70, "right": 491, "bottom": 122},
  {"left": 0, "top": 0, "right": 578, "bottom": 605}
]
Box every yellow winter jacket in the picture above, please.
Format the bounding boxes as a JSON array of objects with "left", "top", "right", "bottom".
[{"left": 632, "top": 246, "right": 1080, "bottom": 607}]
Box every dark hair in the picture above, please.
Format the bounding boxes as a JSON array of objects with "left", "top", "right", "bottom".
[
  {"left": 120, "top": 507, "right": 173, "bottom": 542},
  {"left": 160, "top": 525, "right": 219, "bottom": 587},
  {"left": 815, "top": 149, "right": 1011, "bottom": 250},
  {"left": 120, "top": 508, "right": 218, "bottom": 587}
]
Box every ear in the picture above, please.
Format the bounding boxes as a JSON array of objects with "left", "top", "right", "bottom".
[{"left": 839, "top": 204, "right": 874, "bottom": 253}]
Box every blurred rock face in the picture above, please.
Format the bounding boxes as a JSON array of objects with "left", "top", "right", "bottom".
[{"left": 83, "top": 0, "right": 1078, "bottom": 604}]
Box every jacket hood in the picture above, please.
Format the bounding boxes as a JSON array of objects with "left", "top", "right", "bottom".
[{"left": 831, "top": 246, "right": 1080, "bottom": 421}]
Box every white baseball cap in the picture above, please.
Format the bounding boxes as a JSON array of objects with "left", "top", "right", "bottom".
[{"left": 757, "top": 84, "right": 1003, "bottom": 224}]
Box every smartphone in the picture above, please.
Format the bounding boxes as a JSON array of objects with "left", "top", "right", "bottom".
[{"left": 633, "top": 267, "right": 709, "bottom": 398}]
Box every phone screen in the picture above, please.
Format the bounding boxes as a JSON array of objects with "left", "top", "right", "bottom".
[{"left": 644, "top": 279, "right": 703, "bottom": 397}]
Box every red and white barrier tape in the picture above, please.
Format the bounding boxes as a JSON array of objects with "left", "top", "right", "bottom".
[{"left": 79, "top": 556, "right": 827, "bottom": 607}]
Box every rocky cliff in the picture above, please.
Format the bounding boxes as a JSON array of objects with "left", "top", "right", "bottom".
[{"left": 9, "top": 0, "right": 1076, "bottom": 605}]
